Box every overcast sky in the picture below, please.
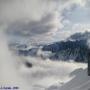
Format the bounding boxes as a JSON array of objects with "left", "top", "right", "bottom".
[{"left": 0, "top": 0, "right": 90, "bottom": 44}]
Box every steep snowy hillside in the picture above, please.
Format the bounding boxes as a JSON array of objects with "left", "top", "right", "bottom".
[{"left": 47, "top": 68, "right": 90, "bottom": 90}]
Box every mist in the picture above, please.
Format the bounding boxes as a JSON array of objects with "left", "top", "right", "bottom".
[
  {"left": 0, "top": 30, "right": 87, "bottom": 89},
  {"left": 0, "top": 31, "right": 33, "bottom": 90}
]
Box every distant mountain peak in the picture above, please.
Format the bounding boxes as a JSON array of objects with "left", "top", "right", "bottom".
[{"left": 68, "top": 31, "right": 90, "bottom": 41}]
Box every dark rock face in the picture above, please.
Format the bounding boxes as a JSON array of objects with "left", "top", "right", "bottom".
[
  {"left": 41, "top": 31, "right": 90, "bottom": 62},
  {"left": 25, "top": 62, "right": 32, "bottom": 68},
  {"left": 88, "top": 52, "right": 90, "bottom": 76},
  {"left": 42, "top": 40, "right": 89, "bottom": 62},
  {"left": 17, "top": 40, "right": 89, "bottom": 63}
]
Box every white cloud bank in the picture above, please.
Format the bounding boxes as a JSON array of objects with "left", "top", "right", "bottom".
[{"left": 0, "top": 0, "right": 89, "bottom": 44}]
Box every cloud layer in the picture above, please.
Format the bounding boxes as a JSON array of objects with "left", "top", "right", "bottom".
[{"left": 0, "top": 0, "right": 90, "bottom": 44}]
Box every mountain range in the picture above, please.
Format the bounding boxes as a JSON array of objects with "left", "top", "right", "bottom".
[{"left": 9, "top": 31, "right": 90, "bottom": 63}]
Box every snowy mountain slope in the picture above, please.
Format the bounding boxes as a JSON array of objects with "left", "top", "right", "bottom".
[
  {"left": 9, "top": 31, "right": 90, "bottom": 63},
  {"left": 8, "top": 32, "right": 90, "bottom": 63},
  {"left": 47, "top": 68, "right": 90, "bottom": 90},
  {"left": 10, "top": 39, "right": 89, "bottom": 63}
]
